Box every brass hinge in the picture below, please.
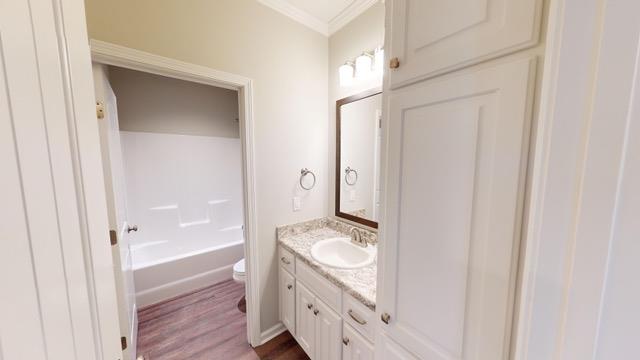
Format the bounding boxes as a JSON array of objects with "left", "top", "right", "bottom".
[
  {"left": 110, "top": 230, "right": 118, "bottom": 246},
  {"left": 96, "top": 101, "right": 105, "bottom": 119},
  {"left": 121, "top": 336, "right": 127, "bottom": 350}
]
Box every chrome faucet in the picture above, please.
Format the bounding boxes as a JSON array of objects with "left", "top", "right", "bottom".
[{"left": 350, "top": 227, "right": 367, "bottom": 248}]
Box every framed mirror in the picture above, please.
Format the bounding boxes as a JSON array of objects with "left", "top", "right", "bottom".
[{"left": 335, "top": 88, "right": 382, "bottom": 228}]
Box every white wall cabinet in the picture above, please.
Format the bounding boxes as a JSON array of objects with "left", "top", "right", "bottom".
[
  {"left": 387, "top": 0, "right": 542, "bottom": 88},
  {"left": 378, "top": 58, "right": 535, "bottom": 360},
  {"left": 343, "top": 323, "right": 375, "bottom": 360},
  {"left": 279, "top": 268, "right": 296, "bottom": 335}
]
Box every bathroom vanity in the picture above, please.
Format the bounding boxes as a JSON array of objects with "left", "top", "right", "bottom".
[{"left": 277, "top": 218, "right": 377, "bottom": 360}]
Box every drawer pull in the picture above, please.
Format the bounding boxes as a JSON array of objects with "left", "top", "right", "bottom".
[
  {"left": 381, "top": 312, "right": 391, "bottom": 324},
  {"left": 342, "top": 337, "right": 350, "bottom": 346},
  {"left": 280, "top": 257, "right": 291, "bottom": 265},
  {"left": 287, "top": 284, "right": 292, "bottom": 290},
  {"left": 307, "top": 303, "right": 313, "bottom": 310},
  {"left": 348, "top": 309, "right": 367, "bottom": 325},
  {"left": 313, "top": 309, "right": 319, "bottom": 316}
]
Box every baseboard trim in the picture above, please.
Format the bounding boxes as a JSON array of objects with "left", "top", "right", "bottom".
[
  {"left": 136, "top": 264, "right": 234, "bottom": 308},
  {"left": 259, "top": 322, "right": 286, "bottom": 345}
]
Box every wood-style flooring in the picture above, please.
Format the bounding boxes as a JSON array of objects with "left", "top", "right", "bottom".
[{"left": 137, "top": 280, "right": 309, "bottom": 360}]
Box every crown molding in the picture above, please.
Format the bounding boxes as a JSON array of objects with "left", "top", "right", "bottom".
[
  {"left": 256, "top": 0, "right": 329, "bottom": 36},
  {"left": 256, "top": 0, "right": 380, "bottom": 37},
  {"left": 329, "top": 0, "right": 380, "bottom": 35}
]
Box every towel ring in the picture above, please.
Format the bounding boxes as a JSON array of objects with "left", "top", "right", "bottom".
[
  {"left": 345, "top": 167, "right": 358, "bottom": 186},
  {"left": 300, "top": 168, "right": 316, "bottom": 190}
]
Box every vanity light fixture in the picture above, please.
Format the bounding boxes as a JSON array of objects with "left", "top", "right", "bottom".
[
  {"left": 355, "top": 52, "right": 374, "bottom": 79},
  {"left": 339, "top": 62, "right": 355, "bottom": 87}
]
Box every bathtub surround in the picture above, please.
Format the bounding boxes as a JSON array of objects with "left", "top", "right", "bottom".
[
  {"left": 120, "top": 131, "right": 244, "bottom": 251},
  {"left": 276, "top": 217, "right": 377, "bottom": 309},
  {"left": 84, "top": 0, "right": 329, "bottom": 337}
]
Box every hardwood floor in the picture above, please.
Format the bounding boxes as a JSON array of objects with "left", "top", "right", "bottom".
[{"left": 136, "top": 280, "right": 309, "bottom": 360}]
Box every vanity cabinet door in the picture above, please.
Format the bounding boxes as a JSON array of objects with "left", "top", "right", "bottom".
[
  {"left": 343, "top": 323, "right": 374, "bottom": 360},
  {"left": 378, "top": 58, "right": 535, "bottom": 359},
  {"left": 279, "top": 268, "right": 296, "bottom": 335},
  {"left": 314, "top": 298, "right": 342, "bottom": 360},
  {"left": 295, "top": 282, "right": 316, "bottom": 358},
  {"left": 387, "top": 0, "right": 542, "bottom": 89}
]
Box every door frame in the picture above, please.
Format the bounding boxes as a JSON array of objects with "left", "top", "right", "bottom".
[{"left": 88, "top": 40, "right": 262, "bottom": 347}]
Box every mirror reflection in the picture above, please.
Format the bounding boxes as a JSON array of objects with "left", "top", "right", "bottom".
[{"left": 336, "top": 89, "right": 382, "bottom": 228}]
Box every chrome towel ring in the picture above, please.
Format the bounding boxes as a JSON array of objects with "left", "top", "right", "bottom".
[
  {"left": 300, "top": 168, "right": 316, "bottom": 190},
  {"left": 345, "top": 166, "right": 358, "bottom": 185}
]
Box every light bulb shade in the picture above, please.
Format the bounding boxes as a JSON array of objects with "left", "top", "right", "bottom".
[
  {"left": 339, "top": 63, "right": 354, "bottom": 87},
  {"left": 374, "top": 48, "right": 384, "bottom": 75},
  {"left": 355, "top": 53, "right": 373, "bottom": 79}
]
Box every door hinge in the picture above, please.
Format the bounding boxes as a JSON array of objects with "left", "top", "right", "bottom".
[
  {"left": 121, "top": 336, "right": 127, "bottom": 350},
  {"left": 96, "top": 101, "right": 105, "bottom": 119},
  {"left": 110, "top": 230, "right": 118, "bottom": 246}
]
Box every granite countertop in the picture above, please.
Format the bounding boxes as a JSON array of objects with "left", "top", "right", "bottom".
[{"left": 276, "top": 218, "right": 377, "bottom": 311}]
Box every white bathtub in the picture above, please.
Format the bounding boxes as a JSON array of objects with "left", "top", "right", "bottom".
[{"left": 132, "top": 237, "right": 244, "bottom": 308}]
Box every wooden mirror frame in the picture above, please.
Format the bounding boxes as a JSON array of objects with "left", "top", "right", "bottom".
[{"left": 335, "top": 88, "right": 382, "bottom": 229}]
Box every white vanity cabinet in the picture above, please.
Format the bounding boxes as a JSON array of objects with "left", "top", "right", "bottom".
[
  {"left": 386, "top": 0, "right": 543, "bottom": 88},
  {"left": 278, "top": 245, "right": 376, "bottom": 360}
]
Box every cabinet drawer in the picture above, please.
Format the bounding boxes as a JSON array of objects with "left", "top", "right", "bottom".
[
  {"left": 296, "top": 261, "right": 342, "bottom": 313},
  {"left": 342, "top": 293, "right": 375, "bottom": 342},
  {"left": 278, "top": 246, "right": 295, "bottom": 273}
]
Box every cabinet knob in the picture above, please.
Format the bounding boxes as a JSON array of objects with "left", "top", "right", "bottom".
[
  {"left": 342, "top": 337, "right": 350, "bottom": 346},
  {"left": 307, "top": 303, "right": 313, "bottom": 310},
  {"left": 127, "top": 224, "right": 138, "bottom": 233},
  {"left": 389, "top": 57, "right": 400, "bottom": 69},
  {"left": 381, "top": 312, "right": 391, "bottom": 324},
  {"left": 313, "top": 309, "right": 319, "bottom": 316},
  {"left": 287, "top": 284, "right": 292, "bottom": 290}
]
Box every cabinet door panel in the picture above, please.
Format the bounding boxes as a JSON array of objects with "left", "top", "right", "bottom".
[
  {"left": 314, "top": 299, "right": 342, "bottom": 360},
  {"left": 379, "top": 58, "right": 535, "bottom": 359},
  {"left": 279, "top": 268, "right": 296, "bottom": 335},
  {"left": 344, "top": 323, "right": 374, "bottom": 360},
  {"left": 387, "top": 0, "right": 542, "bottom": 88},
  {"left": 295, "top": 281, "right": 316, "bottom": 358}
]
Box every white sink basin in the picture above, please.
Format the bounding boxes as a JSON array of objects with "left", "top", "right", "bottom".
[{"left": 310, "top": 237, "right": 376, "bottom": 269}]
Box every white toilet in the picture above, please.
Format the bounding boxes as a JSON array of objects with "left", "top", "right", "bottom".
[{"left": 233, "top": 258, "right": 246, "bottom": 284}]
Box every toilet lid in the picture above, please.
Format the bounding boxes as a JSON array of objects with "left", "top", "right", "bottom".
[{"left": 233, "top": 258, "right": 245, "bottom": 274}]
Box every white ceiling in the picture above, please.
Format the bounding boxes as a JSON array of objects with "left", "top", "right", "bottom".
[{"left": 257, "top": 0, "right": 380, "bottom": 36}]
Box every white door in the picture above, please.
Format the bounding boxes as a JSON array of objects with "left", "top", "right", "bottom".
[
  {"left": 92, "top": 64, "right": 138, "bottom": 359},
  {"left": 378, "top": 58, "right": 535, "bottom": 359},
  {"left": 296, "top": 281, "right": 316, "bottom": 357},
  {"left": 314, "top": 299, "right": 342, "bottom": 360},
  {"left": 387, "top": 0, "right": 542, "bottom": 88},
  {"left": 343, "top": 324, "right": 374, "bottom": 360},
  {"left": 279, "top": 268, "right": 296, "bottom": 335}
]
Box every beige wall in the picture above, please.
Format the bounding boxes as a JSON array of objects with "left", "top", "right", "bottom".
[
  {"left": 328, "top": 3, "right": 385, "bottom": 226},
  {"left": 108, "top": 67, "right": 240, "bottom": 138},
  {"left": 84, "top": 0, "right": 328, "bottom": 334}
]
